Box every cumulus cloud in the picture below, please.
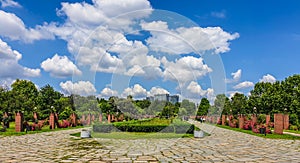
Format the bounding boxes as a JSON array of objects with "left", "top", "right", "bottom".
[
  {"left": 0, "top": 10, "right": 54, "bottom": 42},
  {"left": 99, "top": 87, "right": 119, "bottom": 98},
  {"left": 186, "top": 81, "right": 207, "bottom": 97},
  {"left": 162, "top": 56, "right": 212, "bottom": 85},
  {"left": 121, "top": 84, "right": 147, "bottom": 99},
  {"left": 226, "top": 69, "right": 242, "bottom": 83},
  {"left": 60, "top": 80, "right": 96, "bottom": 96},
  {"left": 259, "top": 74, "right": 276, "bottom": 83},
  {"left": 233, "top": 81, "right": 254, "bottom": 90},
  {"left": 41, "top": 54, "right": 81, "bottom": 78},
  {"left": 148, "top": 87, "right": 169, "bottom": 96},
  {"left": 0, "top": 0, "right": 21, "bottom": 8},
  {"left": 0, "top": 39, "right": 40, "bottom": 79},
  {"left": 141, "top": 21, "right": 239, "bottom": 54}
]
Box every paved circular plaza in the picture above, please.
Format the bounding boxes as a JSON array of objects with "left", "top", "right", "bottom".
[{"left": 0, "top": 122, "right": 299, "bottom": 163}]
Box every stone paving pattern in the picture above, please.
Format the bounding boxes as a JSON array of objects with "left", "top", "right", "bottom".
[{"left": 0, "top": 122, "right": 299, "bottom": 163}]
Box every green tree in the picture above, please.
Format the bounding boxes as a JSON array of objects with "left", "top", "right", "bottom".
[
  {"left": 231, "top": 93, "right": 248, "bottom": 115},
  {"left": 10, "top": 79, "right": 38, "bottom": 120},
  {"left": 181, "top": 99, "right": 196, "bottom": 116},
  {"left": 197, "top": 98, "right": 210, "bottom": 116},
  {"left": 37, "top": 84, "right": 62, "bottom": 119},
  {"left": 213, "top": 94, "right": 227, "bottom": 115}
]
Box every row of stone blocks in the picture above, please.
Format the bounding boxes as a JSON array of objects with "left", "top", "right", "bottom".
[
  {"left": 220, "top": 114, "right": 289, "bottom": 134},
  {"left": 14, "top": 112, "right": 77, "bottom": 132}
]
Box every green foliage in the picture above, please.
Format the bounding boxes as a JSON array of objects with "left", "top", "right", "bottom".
[
  {"left": 10, "top": 79, "right": 38, "bottom": 121},
  {"left": 257, "top": 114, "right": 266, "bottom": 124},
  {"left": 174, "top": 124, "right": 194, "bottom": 134},
  {"left": 197, "top": 98, "right": 210, "bottom": 116},
  {"left": 93, "top": 118, "right": 194, "bottom": 134},
  {"left": 93, "top": 123, "right": 114, "bottom": 133},
  {"left": 181, "top": 99, "right": 196, "bottom": 116},
  {"left": 289, "top": 113, "right": 299, "bottom": 126},
  {"left": 160, "top": 102, "right": 179, "bottom": 118}
]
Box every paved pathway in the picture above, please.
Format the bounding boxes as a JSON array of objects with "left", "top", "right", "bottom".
[{"left": 0, "top": 122, "right": 299, "bottom": 163}]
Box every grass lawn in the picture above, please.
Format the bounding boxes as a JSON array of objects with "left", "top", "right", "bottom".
[
  {"left": 0, "top": 121, "right": 84, "bottom": 136},
  {"left": 217, "top": 125, "right": 300, "bottom": 140},
  {"left": 284, "top": 129, "right": 300, "bottom": 134}
]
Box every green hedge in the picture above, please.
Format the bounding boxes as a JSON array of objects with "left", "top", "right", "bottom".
[
  {"left": 114, "top": 123, "right": 169, "bottom": 132},
  {"left": 93, "top": 123, "right": 114, "bottom": 133},
  {"left": 93, "top": 118, "right": 195, "bottom": 134},
  {"left": 174, "top": 124, "right": 194, "bottom": 134}
]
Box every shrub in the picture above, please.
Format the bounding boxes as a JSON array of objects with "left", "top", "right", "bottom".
[
  {"left": 174, "top": 124, "right": 194, "bottom": 134},
  {"left": 160, "top": 125, "right": 175, "bottom": 133},
  {"left": 257, "top": 114, "right": 266, "bottom": 124},
  {"left": 93, "top": 123, "right": 114, "bottom": 133},
  {"left": 289, "top": 125, "right": 298, "bottom": 131},
  {"left": 289, "top": 114, "right": 299, "bottom": 126},
  {"left": 114, "top": 123, "right": 169, "bottom": 132}
]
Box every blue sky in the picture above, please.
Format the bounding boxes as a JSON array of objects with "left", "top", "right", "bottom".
[{"left": 0, "top": 0, "right": 300, "bottom": 102}]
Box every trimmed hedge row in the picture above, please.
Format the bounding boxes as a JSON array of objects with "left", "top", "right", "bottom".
[
  {"left": 93, "top": 120, "right": 195, "bottom": 134},
  {"left": 93, "top": 123, "right": 114, "bottom": 133}
]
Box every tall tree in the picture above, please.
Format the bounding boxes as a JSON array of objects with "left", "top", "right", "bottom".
[
  {"left": 11, "top": 79, "right": 38, "bottom": 120},
  {"left": 181, "top": 99, "right": 196, "bottom": 116},
  {"left": 197, "top": 98, "right": 210, "bottom": 116},
  {"left": 37, "top": 84, "right": 62, "bottom": 119},
  {"left": 231, "top": 93, "right": 248, "bottom": 115}
]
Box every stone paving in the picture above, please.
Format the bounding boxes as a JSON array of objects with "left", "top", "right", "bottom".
[{"left": 0, "top": 121, "right": 299, "bottom": 163}]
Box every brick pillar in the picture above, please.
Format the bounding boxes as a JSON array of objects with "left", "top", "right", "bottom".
[
  {"left": 92, "top": 114, "right": 95, "bottom": 122},
  {"left": 274, "top": 113, "right": 284, "bottom": 134},
  {"left": 283, "top": 114, "right": 289, "bottom": 130},
  {"left": 99, "top": 113, "right": 102, "bottom": 122},
  {"left": 238, "top": 115, "right": 244, "bottom": 129},
  {"left": 222, "top": 115, "right": 225, "bottom": 125},
  {"left": 266, "top": 115, "right": 270, "bottom": 125},
  {"left": 15, "top": 112, "right": 23, "bottom": 132},
  {"left": 87, "top": 114, "right": 91, "bottom": 125},
  {"left": 108, "top": 114, "right": 111, "bottom": 123},
  {"left": 71, "top": 113, "right": 77, "bottom": 127},
  {"left": 81, "top": 114, "right": 85, "bottom": 124},
  {"left": 228, "top": 115, "right": 233, "bottom": 127},
  {"left": 49, "top": 113, "right": 55, "bottom": 129}
]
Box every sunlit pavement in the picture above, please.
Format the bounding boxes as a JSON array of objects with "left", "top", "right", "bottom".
[{"left": 0, "top": 122, "right": 299, "bottom": 163}]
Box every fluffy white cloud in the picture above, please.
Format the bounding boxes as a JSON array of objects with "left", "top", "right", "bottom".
[
  {"left": 162, "top": 56, "right": 212, "bottom": 84},
  {"left": 226, "top": 69, "right": 242, "bottom": 83},
  {"left": 41, "top": 54, "right": 81, "bottom": 78},
  {"left": 0, "top": 39, "right": 40, "bottom": 79},
  {"left": 121, "top": 84, "right": 147, "bottom": 98},
  {"left": 148, "top": 87, "right": 169, "bottom": 96},
  {"left": 141, "top": 21, "right": 239, "bottom": 54},
  {"left": 0, "top": 0, "right": 21, "bottom": 8},
  {"left": 186, "top": 81, "right": 207, "bottom": 97},
  {"left": 0, "top": 10, "right": 54, "bottom": 42},
  {"left": 259, "top": 74, "right": 276, "bottom": 83},
  {"left": 232, "top": 69, "right": 242, "bottom": 81},
  {"left": 57, "top": 0, "right": 152, "bottom": 29},
  {"left": 233, "top": 81, "right": 254, "bottom": 90},
  {"left": 99, "top": 87, "right": 119, "bottom": 98},
  {"left": 60, "top": 80, "right": 96, "bottom": 96}
]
